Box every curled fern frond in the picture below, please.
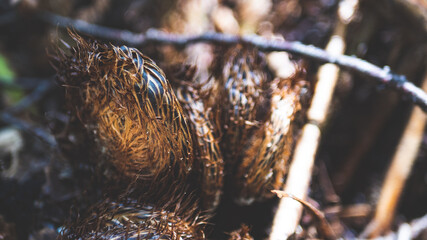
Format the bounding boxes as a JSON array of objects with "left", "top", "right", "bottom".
[
  {"left": 58, "top": 200, "right": 205, "bottom": 240},
  {"left": 234, "top": 76, "right": 306, "bottom": 204},
  {"left": 54, "top": 32, "right": 193, "bottom": 191},
  {"left": 215, "top": 46, "right": 267, "bottom": 166}
]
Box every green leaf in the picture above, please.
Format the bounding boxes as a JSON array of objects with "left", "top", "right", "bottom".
[{"left": 0, "top": 54, "right": 15, "bottom": 83}]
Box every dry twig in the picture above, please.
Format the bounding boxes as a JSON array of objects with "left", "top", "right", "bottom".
[
  {"left": 269, "top": 123, "right": 321, "bottom": 239},
  {"left": 272, "top": 190, "right": 336, "bottom": 240},
  {"left": 6, "top": 80, "right": 53, "bottom": 114},
  {"left": 269, "top": 0, "right": 357, "bottom": 238},
  {"left": 361, "top": 70, "right": 427, "bottom": 238},
  {"left": 37, "top": 11, "right": 427, "bottom": 112},
  {"left": 373, "top": 211, "right": 427, "bottom": 240},
  {"left": 0, "top": 79, "right": 57, "bottom": 148},
  {"left": 0, "top": 112, "right": 57, "bottom": 148}
]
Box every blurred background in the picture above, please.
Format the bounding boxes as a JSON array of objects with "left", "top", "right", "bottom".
[{"left": 0, "top": 0, "right": 427, "bottom": 239}]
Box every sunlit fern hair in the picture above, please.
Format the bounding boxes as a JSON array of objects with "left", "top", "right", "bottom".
[
  {"left": 234, "top": 77, "right": 306, "bottom": 204},
  {"left": 228, "top": 224, "right": 254, "bottom": 240},
  {"left": 58, "top": 199, "right": 206, "bottom": 240},
  {"left": 53, "top": 32, "right": 193, "bottom": 187}
]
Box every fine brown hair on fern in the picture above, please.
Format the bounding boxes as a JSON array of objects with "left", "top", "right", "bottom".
[
  {"left": 166, "top": 64, "right": 224, "bottom": 213},
  {"left": 228, "top": 224, "right": 254, "bottom": 240},
  {"left": 54, "top": 32, "right": 193, "bottom": 191},
  {"left": 176, "top": 84, "right": 225, "bottom": 212},
  {"left": 233, "top": 76, "right": 306, "bottom": 205},
  {"left": 214, "top": 45, "right": 267, "bottom": 167},
  {"left": 58, "top": 199, "right": 206, "bottom": 240}
]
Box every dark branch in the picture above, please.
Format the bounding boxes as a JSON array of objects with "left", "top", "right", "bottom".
[
  {"left": 38, "top": 11, "right": 427, "bottom": 112},
  {"left": 0, "top": 76, "right": 54, "bottom": 90},
  {"left": 0, "top": 112, "right": 58, "bottom": 148},
  {"left": 0, "top": 78, "right": 57, "bottom": 148},
  {"left": 0, "top": 11, "right": 17, "bottom": 26},
  {"left": 7, "top": 79, "right": 54, "bottom": 114}
]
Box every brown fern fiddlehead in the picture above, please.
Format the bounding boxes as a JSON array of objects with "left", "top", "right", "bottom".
[
  {"left": 234, "top": 77, "right": 305, "bottom": 204},
  {"left": 55, "top": 33, "right": 193, "bottom": 190}
]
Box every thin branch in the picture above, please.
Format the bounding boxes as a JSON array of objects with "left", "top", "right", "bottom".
[
  {"left": 0, "top": 78, "right": 57, "bottom": 148},
  {"left": 0, "top": 77, "right": 54, "bottom": 90},
  {"left": 410, "top": 211, "right": 427, "bottom": 239},
  {"left": 269, "top": 123, "right": 321, "bottom": 240},
  {"left": 0, "top": 112, "right": 57, "bottom": 148},
  {"left": 37, "top": 11, "right": 427, "bottom": 112},
  {"left": 7, "top": 79, "right": 54, "bottom": 113},
  {"left": 272, "top": 190, "right": 336, "bottom": 240},
  {"left": 270, "top": 1, "right": 357, "bottom": 239},
  {"left": 0, "top": 11, "right": 17, "bottom": 26},
  {"left": 361, "top": 70, "right": 427, "bottom": 238},
  {"left": 374, "top": 212, "right": 427, "bottom": 240}
]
